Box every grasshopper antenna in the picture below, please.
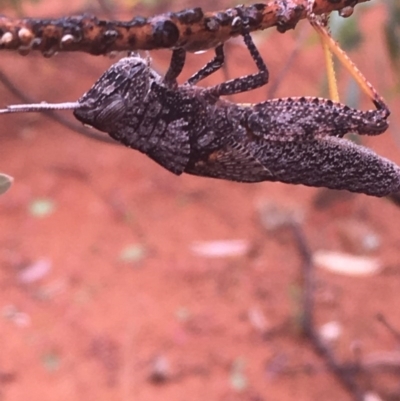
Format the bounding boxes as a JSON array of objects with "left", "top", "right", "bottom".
[{"left": 0, "top": 101, "right": 80, "bottom": 114}]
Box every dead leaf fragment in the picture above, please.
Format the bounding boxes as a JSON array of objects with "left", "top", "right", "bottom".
[
  {"left": 190, "top": 240, "right": 250, "bottom": 258},
  {"left": 18, "top": 258, "right": 52, "bottom": 283},
  {"left": 313, "top": 250, "right": 382, "bottom": 276}
]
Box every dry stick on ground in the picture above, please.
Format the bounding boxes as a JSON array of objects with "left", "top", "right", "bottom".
[
  {"left": 376, "top": 313, "right": 400, "bottom": 343},
  {"left": 290, "top": 222, "right": 365, "bottom": 401},
  {"left": 0, "top": 0, "right": 367, "bottom": 56}
]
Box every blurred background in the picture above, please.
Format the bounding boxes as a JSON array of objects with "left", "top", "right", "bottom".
[{"left": 1, "top": 0, "right": 400, "bottom": 400}]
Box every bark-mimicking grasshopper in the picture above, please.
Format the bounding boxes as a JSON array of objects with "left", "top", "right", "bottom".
[{"left": 1, "top": 20, "right": 399, "bottom": 197}]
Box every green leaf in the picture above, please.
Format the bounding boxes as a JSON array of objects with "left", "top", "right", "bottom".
[
  {"left": 41, "top": 351, "right": 61, "bottom": 372},
  {"left": 230, "top": 358, "right": 248, "bottom": 392},
  {"left": 119, "top": 244, "right": 146, "bottom": 262},
  {"left": 28, "top": 198, "right": 55, "bottom": 217},
  {"left": 330, "top": 13, "right": 363, "bottom": 52},
  {"left": 0, "top": 0, "right": 42, "bottom": 13},
  {"left": 0, "top": 174, "right": 13, "bottom": 195},
  {"left": 383, "top": 0, "right": 400, "bottom": 73}
]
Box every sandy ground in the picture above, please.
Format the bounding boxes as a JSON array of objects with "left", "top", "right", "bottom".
[{"left": 1, "top": 1, "right": 400, "bottom": 400}]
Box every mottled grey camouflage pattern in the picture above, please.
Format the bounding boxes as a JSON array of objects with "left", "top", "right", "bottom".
[{"left": 74, "top": 56, "right": 400, "bottom": 197}]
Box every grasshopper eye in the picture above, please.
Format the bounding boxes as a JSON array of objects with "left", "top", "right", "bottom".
[{"left": 74, "top": 95, "right": 126, "bottom": 132}]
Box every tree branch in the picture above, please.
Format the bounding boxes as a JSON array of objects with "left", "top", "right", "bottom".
[{"left": 0, "top": 0, "right": 368, "bottom": 56}]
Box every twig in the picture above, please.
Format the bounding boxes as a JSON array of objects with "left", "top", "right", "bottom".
[
  {"left": 0, "top": 67, "right": 116, "bottom": 144},
  {"left": 376, "top": 313, "right": 400, "bottom": 343},
  {"left": 290, "top": 221, "right": 365, "bottom": 401},
  {"left": 0, "top": 0, "right": 367, "bottom": 56},
  {"left": 290, "top": 221, "right": 314, "bottom": 332},
  {"left": 266, "top": 24, "right": 308, "bottom": 98}
]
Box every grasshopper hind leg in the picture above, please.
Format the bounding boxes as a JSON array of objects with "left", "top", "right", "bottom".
[{"left": 307, "top": 0, "right": 389, "bottom": 120}]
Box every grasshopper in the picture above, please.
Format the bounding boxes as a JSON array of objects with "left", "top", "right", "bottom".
[{"left": 1, "top": 13, "right": 398, "bottom": 197}]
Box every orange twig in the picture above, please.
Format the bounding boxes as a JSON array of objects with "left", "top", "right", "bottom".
[{"left": 0, "top": 0, "right": 368, "bottom": 56}]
